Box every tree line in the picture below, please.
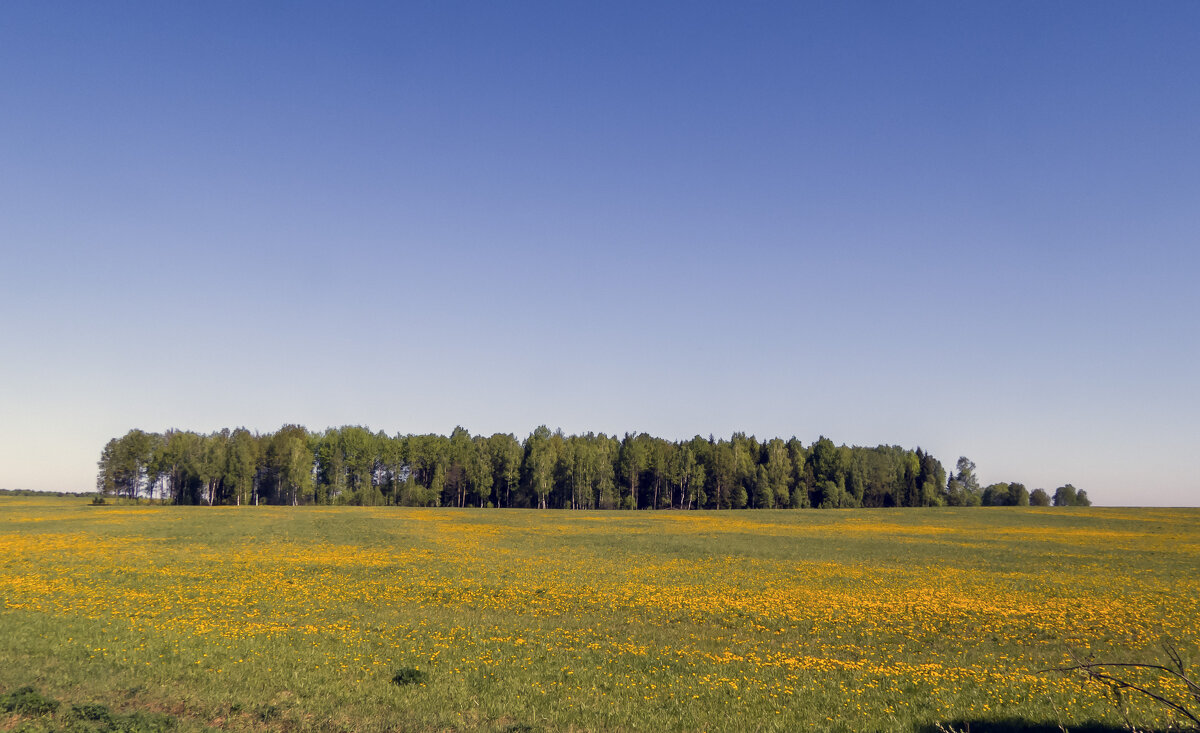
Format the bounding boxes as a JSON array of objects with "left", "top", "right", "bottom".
[{"left": 95, "top": 426, "right": 1087, "bottom": 509}]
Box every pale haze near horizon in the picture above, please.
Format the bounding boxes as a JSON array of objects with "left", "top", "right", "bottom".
[{"left": 1, "top": 2, "right": 1197, "bottom": 506}]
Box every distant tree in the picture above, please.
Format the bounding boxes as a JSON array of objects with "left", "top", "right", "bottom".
[
  {"left": 97, "top": 429, "right": 157, "bottom": 501},
  {"left": 1007, "top": 482, "right": 1030, "bottom": 507},
  {"left": 753, "top": 465, "right": 774, "bottom": 509},
  {"left": 1054, "top": 484, "right": 1081, "bottom": 506},
  {"left": 944, "top": 456, "right": 982, "bottom": 506},
  {"left": 682, "top": 447, "right": 706, "bottom": 510},
  {"left": 731, "top": 433, "right": 757, "bottom": 509},
  {"left": 1029, "top": 488, "right": 1051, "bottom": 506},
  {"left": 807, "top": 437, "right": 844, "bottom": 507},
  {"left": 814, "top": 480, "right": 842, "bottom": 508},
  {"left": 447, "top": 426, "right": 474, "bottom": 508},
  {"left": 1053, "top": 484, "right": 1090, "bottom": 507},
  {"left": 787, "top": 438, "right": 811, "bottom": 507},
  {"left": 915, "top": 448, "right": 945, "bottom": 507},
  {"left": 900, "top": 452, "right": 920, "bottom": 507},
  {"left": 199, "top": 430, "right": 230, "bottom": 506},
  {"left": 97, "top": 425, "right": 971, "bottom": 514},
  {"left": 486, "top": 433, "right": 522, "bottom": 508},
  {"left": 96, "top": 439, "right": 119, "bottom": 497},
  {"left": 468, "top": 435, "right": 494, "bottom": 508},
  {"left": 706, "top": 439, "right": 735, "bottom": 509},
  {"left": 267, "top": 425, "right": 312, "bottom": 506},
  {"left": 763, "top": 438, "right": 791, "bottom": 509},
  {"left": 525, "top": 426, "right": 554, "bottom": 509},
  {"left": 224, "top": 428, "right": 258, "bottom": 506},
  {"left": 617, "top": 433, "right": 649, "bottom": 509},
  {"left": 594, "top": 436, "right": 619, "bottom": 509},
  {"left": 982, "top": 483, "right": 1011, "bottom": 506}
]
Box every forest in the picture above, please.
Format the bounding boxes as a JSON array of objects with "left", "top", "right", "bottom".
[{"left": 94, "top": 426, "right": 1089, "bottom": 510}]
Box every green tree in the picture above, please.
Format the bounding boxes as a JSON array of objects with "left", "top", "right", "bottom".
[
  {"left": 199, "top": 430, "right": 230, "bottom": 506},
  {"left": 226, "top": 428, "right": 258, "bottom": 506},
  {"left": 706, "top": 439, "right": 735, "bottom": 509},
  {"left": 915, "top": 448, "right": 945, "bottom": 507},
  {"left": 340, "top": 426, "right": 377, "bottom": 502},
  {"left": 753, "top": 465, "right": 774, "bottom": 509},
  {"left": 468, "top": 434, "right": 494, "bottom": 507},
  {"left": 524, "top": 426, "right": 554, "bottom": 509},
  {"left": 487, "top": 433, "right": 522, "bottom": 508},
  {"left": 814, "top": 480, "right": 842, "bottom": 508},
  {"left": 982, "top": 483, "right": 1010, "bottom": 506},
  {"left": 1053, "top": 484, "right": 1090, "bottom": 506},
  {"left": 617, "top": 433, "right": 648, "bottom": 509},
  {"left": 1007, "top": 482, "right": 1030, "bottom": 507},
  {"left": 97, "top": 429, "right": 157, "bottom": 501},
  {"left": 944, "top": 456, "right": 983, "bottom": 507},
  {"left": 1029, "top": 488, "right": 1051, "bottom": 506},
  {"left": 807, "top": 437, "right": 844, "bottom": 507},
  {"left": 267, "top": 425, "right": 313, "bottom": 506},
  {"left": 763, "top": 438, "right": 792, "bottom": 509}
]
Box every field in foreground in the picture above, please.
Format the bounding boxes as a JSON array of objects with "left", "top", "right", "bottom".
[{"left": 1, "top": 499, "right": 1198, "bottom": 732}]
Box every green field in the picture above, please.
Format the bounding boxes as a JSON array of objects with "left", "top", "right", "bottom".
[{"left": 1, "top": 498, "right": 1198, "bottom": 731}]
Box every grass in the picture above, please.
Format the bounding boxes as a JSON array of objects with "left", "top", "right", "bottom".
[{"left": 1, "top": 496, "right": 1198, "bottom": 731}]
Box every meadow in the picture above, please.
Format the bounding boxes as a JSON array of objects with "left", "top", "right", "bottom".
[{"left": 1, "top": 498, "right": 1198, "bottom": 732}]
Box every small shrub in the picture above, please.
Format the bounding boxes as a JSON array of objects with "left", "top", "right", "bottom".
[
  {"left": 91, "top": 495, "right": 107, "bottom": 505},
  {"left": 0, "top": 686, "right": 60, "bottom": 716},
  {"left": 69, "top": 702, "right": 115, "bottom": 723},
  {"left": 391, "top": 667, "right": 427, "bottom": 686},
  {"left": 115, "top": 710, "right": 177, "bottom": 732},
  {"left": 255, "top": 703, "right": 281, "bottom": 721}
]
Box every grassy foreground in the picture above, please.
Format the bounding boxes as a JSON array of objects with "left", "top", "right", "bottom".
[{"left": 1, "top": 498, "right": 1198, "bottom": 732}]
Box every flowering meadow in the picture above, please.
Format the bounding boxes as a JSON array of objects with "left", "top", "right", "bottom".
[{"left": 1, "top": 497, "right": 1197, "bottom": 731}]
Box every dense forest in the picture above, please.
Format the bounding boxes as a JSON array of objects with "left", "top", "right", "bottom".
[{"left": 95, "top": 426, "right": 1089, "bottom": 509}]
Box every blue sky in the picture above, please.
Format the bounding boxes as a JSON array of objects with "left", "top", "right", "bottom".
[{"left": 2, "top": 2, "right": 1197, "bottom": 505}]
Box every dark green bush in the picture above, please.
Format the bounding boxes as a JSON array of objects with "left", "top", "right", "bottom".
[
  {"left": 391, "top": 667, "right": 427, "bottom": 685},
  {"left": 0, "top": 686, "right": 60, "bottom": 716},
  {"left": 69, "top": 702, "right": 114, "bottom": 723}
]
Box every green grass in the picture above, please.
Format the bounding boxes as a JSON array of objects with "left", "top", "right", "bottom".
[{"left": 1, "top": 497, "right": 1197, "bottom": 731}]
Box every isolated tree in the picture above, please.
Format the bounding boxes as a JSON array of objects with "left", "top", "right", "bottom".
[
  {"left": 1054, "top": 484, "right": 1090, "bottom": 506},
  {"left": 1029, "top": 488, "right": 1051, "bottom": 506}
]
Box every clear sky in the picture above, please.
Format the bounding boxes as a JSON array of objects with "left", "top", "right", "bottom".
[{"left": 2, "top": 2, "right": 1197, "bottom": 506}]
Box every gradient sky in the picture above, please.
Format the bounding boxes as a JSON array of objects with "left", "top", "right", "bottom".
[{"left": 2, "top": 2, "right": 1197, "bottom": 505}]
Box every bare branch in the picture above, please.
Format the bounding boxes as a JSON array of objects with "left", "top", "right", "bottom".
[{"left": 1041, "top": 653, "right": 1200, "bottom": 729}]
